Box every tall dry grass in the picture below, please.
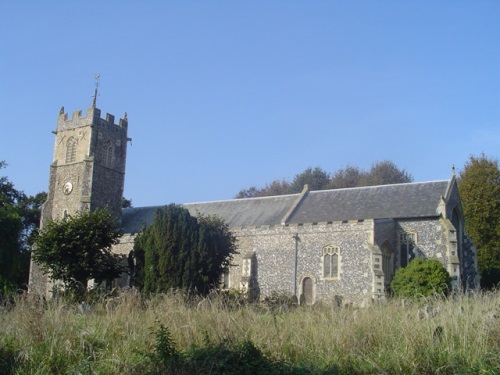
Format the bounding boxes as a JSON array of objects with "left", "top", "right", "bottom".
[{"left": 0, "top": 289, "right": 498, "bottom": 374}]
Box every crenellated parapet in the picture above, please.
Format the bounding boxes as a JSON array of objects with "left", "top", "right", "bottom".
[{"left": 56, "top": 106, "right": 128, "bottom": 133}]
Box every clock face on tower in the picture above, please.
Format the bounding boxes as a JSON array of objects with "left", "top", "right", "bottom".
[{"left": 63, "top": 182, "right": 73, "bottom": 195}]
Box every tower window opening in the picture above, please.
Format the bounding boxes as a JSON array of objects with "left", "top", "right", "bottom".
[{"left": 65, "top": 137, "right": 77, "bottom": 163}]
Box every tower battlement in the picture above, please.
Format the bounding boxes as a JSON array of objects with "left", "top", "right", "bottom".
[{"left": 56, "top": 106, "right": 128, "bottom": 132}]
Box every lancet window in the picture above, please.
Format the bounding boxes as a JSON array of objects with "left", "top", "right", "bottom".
[
  {"left": 65, "top": 137, "right": 77, "bottom": 163},
  {"left": 322, "top": 245, "right": 339, "bottom": 278},
  {"left": 399, "top": 231, "right": 416, "bottom": 268}
]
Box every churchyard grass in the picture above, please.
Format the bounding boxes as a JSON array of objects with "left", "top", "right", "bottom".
[{"left": 0, "top": 289, "right": 498, "bottom": 374}]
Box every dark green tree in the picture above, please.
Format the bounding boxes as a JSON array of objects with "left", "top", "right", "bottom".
[
  {"left": 121, "top": 197, "right": 133, "bottom": 208},
  {"left": 289, "top": 167, "right": 330, "bottom": 193},
  {"left": 458, "top": 154, "right": 500, "bottom": 288},
  {"left": 235, "top": 186, "right": 261, "bottom": 199},
  {"left": 133, "top": 204, "right": 236, "bottom": 295},
  {"left": 236, "top": 161, "right": 413, "bottom": 198},
  {"left": 328, "top": 164, "right": 364, "bottom": 189},
  {"left": 32, "top": 208, "right": 123, "bottom": 295},
  {"left": 391, "top": 258, "right": 452, "bottom": 298},
  {"left": 0, "top": 161, "right": 44, "bottom": 291},
  {"left": 361, "top": 160, "right": 413, "bottom": 186}
]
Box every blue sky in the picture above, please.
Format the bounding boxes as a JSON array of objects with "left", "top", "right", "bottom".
[{"left": 1, "top": 1, "right": 499, "bottom": 207}]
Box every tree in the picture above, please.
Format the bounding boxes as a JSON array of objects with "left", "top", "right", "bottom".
[
  {"left": 0, "top": 162, "right": 44, "bottom": 291},
  {"left": 32, "top": 209, "right": 123, "bottom": 295},
  {"left": 361, "top": 160, "right": 413, "bottom": 186},
  {"left": 121, "top": 197, "right": 133, "bottom": 208},
  {"left": 132, "top": 204, "right": 236, "bottom": 295},
  {"left": 458, "top": 154, "right": 500, "bottom": 288},
  {"left": 328, "top": 165, "right": 364, "bottom": 189},
  {"left": 391, "top": 258, "right": 452, "bottom": 298},
  {"left": 235, "top": 161, "right": 413, "bottom": 198},
  {"left": 289, "top": 167, "right": 330, "bottom": 193}
]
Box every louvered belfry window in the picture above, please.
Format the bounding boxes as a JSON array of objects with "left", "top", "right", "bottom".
[{"left": 65, "top": 137, "right": 77, "bottom": 163}]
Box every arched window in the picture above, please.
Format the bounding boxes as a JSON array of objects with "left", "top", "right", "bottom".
[
  {"left": 65, "top": 137, "right": 77, "bottom": 163},
  {"left": 399, "top": 231, "right": 416, "bottom": 268},
  {"left": 101, "top": 141, "right": 114, "bottom": 168},
  {"left": 381, "top": 241, "right": 394, "bottom": 287},
  {"left": 322, "top": 245, "right": 339, "bottom": 278}
]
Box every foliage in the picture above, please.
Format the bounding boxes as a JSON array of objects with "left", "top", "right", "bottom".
[
  {"left": 121, "top": 196, "right": 133, "bottom": 208},
  {"left": 362, "top": 160, "right": 413, "bottom": 186},
  {"left": 236, "top": 160, "right": 413, "bottom": 198},
  {"left": 149, "top": 324, "right": 183, "bottom": 373},
  {"left": 263, "top": 290, "right": 298, "bottom": 312},
  {"left": 133, "top": 204, "right": 237, "bottom": 295},
  {"left": 32, "top": 208, "right": 123, "bottom": 295},
  {"left": 289, "top": 167, "right": 330, "bottom": 193},
  {"left": 0, "top": 161, "right": 45, "bottom": 291},
  {"left": 0, "top": 289, "right": 499, "bottom": 374},
  {"left": 391, "top": 258, "right": 452, "bottom": 298},
  {"left": 328, "top": 164, "right": 364, "bottom": 189},
  {"left": 458, "top": 154, "right": 500, "bottom": 288}
]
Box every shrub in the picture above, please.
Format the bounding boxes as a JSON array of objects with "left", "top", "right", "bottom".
[{"left": 391, "top": 258, "right": 452, "bottom": 298}]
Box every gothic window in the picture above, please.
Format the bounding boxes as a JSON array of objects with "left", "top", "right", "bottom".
[
  {"left": 65, "top": 137, "right": 77, "bottom": 163},
  {"left": 399, "top": 232, "right": 416, "bottom": 268},
  {"left": 101, "top": 141, "right": 114, "bottom": 168},
  {"left": 381, "top": 241, "right": 394, "bottom": 287},
  {"left": 322, "top": 245, "right": 339, "bottom": 278}
]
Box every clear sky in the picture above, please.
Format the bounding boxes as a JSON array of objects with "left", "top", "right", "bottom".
[{"left": 1, "top": 1, "right": 499, "bottom": 207}]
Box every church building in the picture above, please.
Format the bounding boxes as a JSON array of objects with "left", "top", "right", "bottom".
[{"left": 29, "top": 104, "right": 479, "bottom": 305}]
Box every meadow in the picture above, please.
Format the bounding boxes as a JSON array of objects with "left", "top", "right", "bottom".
[{"left": 0, "top": 289, "right": 498, "bottom": 374}]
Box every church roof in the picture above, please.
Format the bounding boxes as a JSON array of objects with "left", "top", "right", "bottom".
[
  {"left": 288, "top": 180, "right": 449, "bottom": 224},
  {"left": 121, "top": 180, "right": 451, "bottom": 233}
]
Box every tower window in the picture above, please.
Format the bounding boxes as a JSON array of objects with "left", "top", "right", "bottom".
[
  {"left": 65, "top": 137, "right": 77, "bottom": 163},
  {"left": 322, "top": 245, "right": 339, "bottom": 279},
  {"left": 101, "top": 141, "right": 114, "bottom": 168}
]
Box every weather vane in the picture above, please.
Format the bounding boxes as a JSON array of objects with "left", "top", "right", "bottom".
[{"left": 92, "top": 73, "right": 100, "bottom": 107}]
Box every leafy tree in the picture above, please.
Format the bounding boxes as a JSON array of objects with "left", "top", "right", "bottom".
[
  {"left": 289, "top": 167, "right": 330, "bottom": 193},
  {"left": 361, "top": 160, "right": 413, "bottom": 186},
  {"left": 236, "top": 180, "right": 290, "bottom": 199},
  {"left": 391, "top": 258, "right": 452, "bottom": 298},
  {"left": 133, "top": 204, "right": 236, "bottom": 295},
  {"left": 235, "top": 161, "right": 413, "bottom": 198},
  {"left": 121, "top": 197, "right": 133, "bottom": 208},
  {"left": 0, "top": 162, "right": 44, "bottom": 291},
  {"left": 32, "top": 208, "right": 123, "bottom": 295},
  {"left": 235, "top": 186, "right": 261, "bottom": 199},
  {"left": 261, "top": 179, "right": 290, "bottom": 196},
  {"left": 458, "top": 154, "right": 500, "bottom": 288},
  {"left": 328, "top": 165, "right": 364, "bottom": 189}
]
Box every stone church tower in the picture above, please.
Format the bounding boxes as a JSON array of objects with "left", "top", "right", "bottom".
[{"left": 29, "top": 101, "right": 129, "bottom": 295}]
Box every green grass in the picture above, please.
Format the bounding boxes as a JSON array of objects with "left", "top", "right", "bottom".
[{"left": 0, "top": 289, "right": 498, "bottom": 374}]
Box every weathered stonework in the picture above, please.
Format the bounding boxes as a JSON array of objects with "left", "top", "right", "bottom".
[
  {"left": 29, "top": 105, "right": 129, "bottom": 296},
  {"left": 30, "top": 101, "right": 479, "bottom": 305}
]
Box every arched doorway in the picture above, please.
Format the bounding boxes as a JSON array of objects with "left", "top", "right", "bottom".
[{"left": 301, "top": 277, "right": 313, "bottom": 305}]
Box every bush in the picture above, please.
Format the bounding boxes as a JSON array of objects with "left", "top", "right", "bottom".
[{"left": 391, "top": 258, "right": 452, "bottom": 298}]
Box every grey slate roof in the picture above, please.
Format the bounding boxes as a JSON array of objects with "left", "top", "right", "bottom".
[
  {"left": 121, "top": 194, "right": 299, "bottom": 233},
  {"left": 288, "top": 180, "right": 449, "bottom": 224},
  {"left": 121, "top": 180, "right": 451, "bottom": 233}
]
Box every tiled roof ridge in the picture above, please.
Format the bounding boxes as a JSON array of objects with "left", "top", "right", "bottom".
[
  {"left": 308, "top": 179, "right": 449, "bottom": 194},
  {"left": 180, "top": 192, "right": 300, "bottom": 206}
]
